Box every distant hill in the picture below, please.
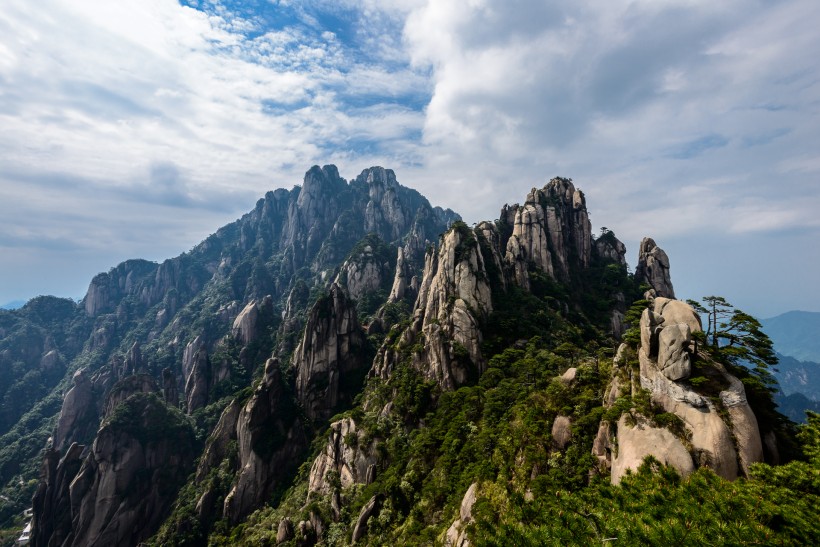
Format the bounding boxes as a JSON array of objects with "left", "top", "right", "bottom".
[
  {"left": 762, "top": 310, "right": 820, "bottom": 363},
  {"left": 762, "top": 311, "right": 820, "bottom": 423},
  {"left": 0, "top": 300, "right": 24, "bottom": 310},
  {"left": 773, "top": 352, "right": 820, "bottom": 400}
]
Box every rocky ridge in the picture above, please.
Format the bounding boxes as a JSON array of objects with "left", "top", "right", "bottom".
[{"left": 13, "top": 168, "right": 786, "bottom": 547}]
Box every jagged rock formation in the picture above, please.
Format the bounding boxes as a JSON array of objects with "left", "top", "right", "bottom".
[
  {"left": 376, "top": 223, "right": 493, "bottom": 389},
  {"left": 52, "top": 370, "right": 94, "bottom": 451},
  {"left": 31, "top": 443, "right": 85, "bottom": 547},
  {"left": 33, "top": 393, "right": 194, "bottom": 547},
  {"left": 308, "top": 417, "right": 378, "bottom": 497},
  {"left": 294, "top": 284, "right": 368, "bottom": 423},
  {"left": 503, "top": 177, "right": 592, "bottom": 286},
  {"left": 635, "top": 238, "right": 675, "bottom": 298},
  {"left": 223, "top": 358, "right": 307, "bottom": 523},
  {"left": 16, "top": 167, "right": 785, "bottom": 547}
]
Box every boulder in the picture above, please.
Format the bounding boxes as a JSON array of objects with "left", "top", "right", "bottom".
[
  {"left": 611, "top": 415, "right": 694, "bottom": 485},
  {"left": 551, "top": 416, "right": 573, "bottom": 450}
]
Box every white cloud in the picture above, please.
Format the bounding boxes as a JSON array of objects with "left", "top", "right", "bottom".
[{"left": 1, "top": 0, "right": 819, "bottom": 315}]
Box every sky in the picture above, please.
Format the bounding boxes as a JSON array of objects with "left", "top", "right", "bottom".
[{"left": 1, "top": 0, "right": 818, "bottom": 318}]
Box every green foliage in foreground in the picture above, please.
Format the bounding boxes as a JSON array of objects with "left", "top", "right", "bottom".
[
  {"left": 473, "top": 461, "right": 820, "bottom": 546},
  {"left": 475, "top": 412, "right": 820, "bottom": 546}
]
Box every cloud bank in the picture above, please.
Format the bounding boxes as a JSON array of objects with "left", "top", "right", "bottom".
[{"left": 1, "top": 0, "right": 818, "bottom": 316}]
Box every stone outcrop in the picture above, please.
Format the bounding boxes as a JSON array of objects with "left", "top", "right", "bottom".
[
  {"left": 387, "top": 246, "right": 413, "bottom": 303},
  {"left": 617, "top": 298, "right": 764, "bottom": 481},
  {"left": 551, "top": 416, "right": 573, "bottom": 450},
  {"left": 31, "top": 443, "right": 85, "bottom": 547},
  {"left": 52, "top": 369, "right": 95, "bottom": 451},
  {"left": 333, "top": 237, "right": 394, "bottom": 303},
  {"left": 611, "top": 415, "right": 694, "bottom": 485},
  {"left": 184, "top": 342, "right": 211, "bottom": 413},
  {"left": 102, "top": 374, "right": 158, "bottom": 419},
  {"left": 351, "top": 494, "right": 382, "bottom": 544},
  {"left": 594, "top": 232, "right": 627, "bottom": 267},
  {"left": 293, "top": 284, "right": 367, "bottom": 423},
  {"left": 376, "top": 223, "right": 492, "bottom": 390},
  {"left": 33, "top": 393, "right": 195, "bottom": 547},
  {"left": 308, "top": 418, "right": 378, "bottom": 497},
  {"left": 444, "top": 482, "right": 479, "bottom": 547},
  {"left": 233, "top": 301, "right": 260, "bottom": 345},
  {"left": 635, "top": 238, "right": 675, "bottom": 298},
  {"left": 224, "top": 359, "right": 307, "bottom": 524},
  {"left": 195, "top": 399, "right": 242, "bottom": 483}
]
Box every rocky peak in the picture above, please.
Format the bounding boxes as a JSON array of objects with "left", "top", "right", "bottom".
[
  {"left": 503, "top": 177, "right": 592, "bottom": 286},
  {"left": 282, "top": 165, "right": 350, "bottom": 266},
  {"left": 358, "top": 167, "right": 411, "bottom": 242},
  {"left": 293, "top": 283, "right": 368, "bottom": 423},
  {"left": 223, "top": 358, "right": 306, "bottom": 524},
  {"left": 594, "top": 230, "right": 627, "bottom": 267},
  {"left": 635, "top": 237, "right": 675, "bottom": 298},
  {"left": 83, "top": 259, "right": 158, "bottom": 316},
  {"left": 52, "top": 369, "right": 94, "bottom": 451},
  {"left": 378, "top": 222, "right": 492, "bottom": 390},
  {"left": 34, "top": 393, "right": 194, "bottom": 547}
]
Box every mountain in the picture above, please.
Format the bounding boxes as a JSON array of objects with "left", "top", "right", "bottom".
[
  {"left": 0, "top": 301, "right": 25, "bottom": 311},
  {"left": 760, "top": 311, "right": 820, "bottom": 423},
  {"left": 1, "top": 166, "right": 818, "bottom": 546},
  {"left": 762, "top": 310, "right": 820, "bottom": 363}
]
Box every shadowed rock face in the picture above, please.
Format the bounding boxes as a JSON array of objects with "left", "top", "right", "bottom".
[
  {"left": 294, "top": 284, "right": 368, "bottom": 423},
  {"left": 223, "top": 359, "right": 307, "bottom": 524},
  {"left": 33, "top": 393, "right": 194, "bottom": 547}
]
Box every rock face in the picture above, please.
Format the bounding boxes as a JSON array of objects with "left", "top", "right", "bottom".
[
  {"left": 294, "top": 284, "right": 368, "bottom": 423},
  {"left": 184, "top": 342, "right": 211, "bottom": 413},
  {"left": 352, "top": 494, "right": 382, "bottom": 544},
  {"left": 551, "top": 416, "right": 573, "bottom": 450},
  {"left": 503, "top": 177, "right": 592, "bottom": 286},
  {"left": 52, "top": 369, "right": 95, "bottom": 451},
  {"left": 635, "top": 238, "right": 675, "bottom": 298},
  {"left": 31, "top": 443, "right": 85, "bottom": 547},
  {"left": 224, "top": 359, "right": 307, "bottom": 524},
  {"left": 377, "top": 223, "right": 493, "bottom": 390},
  {"left": 594, "top": 232, "right": 627, "bottom": 267},
  {"left": 333, "top": 236, "right": 394, "bottom": 303},
  {"left": 308, "top": 418, "right": 378, "bottom": 497},
  {"left": 611, "top": 415, "right": 694, "bottom": 485},
  {"left": 444, "top": 482, "right": 479, "bottom": 547},
  {"left": 34, "top": 393, "right": 194, "bottom": 547},
  {"left": 102, "top": 374, "right": 158, "bottom": 419},
  {"left": 232, "top": 297, "right": 273, "bottom": 346}
]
